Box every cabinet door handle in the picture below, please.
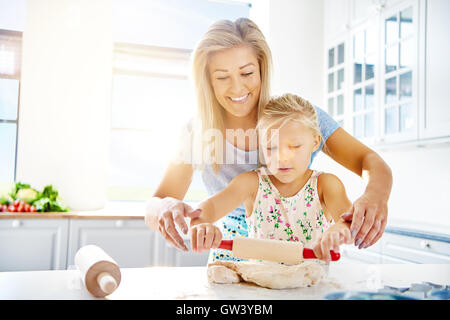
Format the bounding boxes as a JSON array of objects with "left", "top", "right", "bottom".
[
  {"left": 12, "top": 220, "right": 22, "bottom": 228},
  {"left": 420, "top": 240, "right": 431, "bottom": 249},
  {"left": 115, "top": 220, "right": 124, "bottom": 228}
]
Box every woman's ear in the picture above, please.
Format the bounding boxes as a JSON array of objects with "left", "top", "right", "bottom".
[{"left": 312, "top": 134, "right": 321, "bottom": 153}]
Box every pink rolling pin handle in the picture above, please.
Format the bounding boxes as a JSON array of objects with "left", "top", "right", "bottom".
[
  {"left": 218, "top": 240, "right": 233, "bottom": 251},
  {"left": 303, "top": 248, "right": 340, "bottom": 261}
]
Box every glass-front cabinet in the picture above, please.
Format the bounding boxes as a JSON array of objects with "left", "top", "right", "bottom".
[
  {"left": 327, "top": 40, "right": 346, "bottom": 128},
  {"left": 351, "top": 22, "right": 378, "bottom": 143},
  {"left": 381, "top": 3, "right": 418, "bottom": 143},
  {"left": 324, "top": 0, "right": 433, "bottom": 147}
]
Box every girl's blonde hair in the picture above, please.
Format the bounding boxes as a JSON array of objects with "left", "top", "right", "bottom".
[
  {"left": 257, "top": 93, "right": 321, "bottom": 136},
  {"left": 191, "top": 18, "right": 272, "bottom": 173},
  {"left": 256, "top": 93, "right": 322, "bottom": 166}
]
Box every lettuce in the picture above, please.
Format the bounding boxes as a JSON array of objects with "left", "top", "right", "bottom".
[
  {"left": 5, "top": 182, "right": 69, "bottom": 212},
  {"left": 33, "top": 185, "right": 69, "bottom": 212}
]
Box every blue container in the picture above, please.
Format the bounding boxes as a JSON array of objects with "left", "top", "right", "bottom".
[{"left": 324, "top": 291, "right": 419, "bottom": 300}]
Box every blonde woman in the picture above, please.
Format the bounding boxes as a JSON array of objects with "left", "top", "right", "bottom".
[{"left": 144, "top": 18, "right": 392, "bottom": 261}]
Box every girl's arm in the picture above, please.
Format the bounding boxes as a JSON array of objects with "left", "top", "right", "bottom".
[
  {"left": 324, "top": 128, "right": 393, "bottom": 249},
  {"left": 190, "top": 171, "right": 258, "bottom": 252}
]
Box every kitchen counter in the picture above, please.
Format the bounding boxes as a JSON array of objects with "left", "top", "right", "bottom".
[
  {"left": 0, "top": 201, "right": 147, "bottom": 219},
  {"left": 0, "top": 212, "right": 144, "bottom": 219},
  {"left": 0, "top": 264, "right": 449, "bottom": 300}
]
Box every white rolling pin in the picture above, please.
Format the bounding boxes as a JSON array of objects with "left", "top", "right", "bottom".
[
  {"left": 74, "top": 245, "right": 121, "bottom": 298},
  {"left": 218, "top": 238, "right": 340, "bottom": 264}
]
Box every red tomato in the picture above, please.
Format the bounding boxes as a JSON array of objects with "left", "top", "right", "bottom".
[
  {"left": 30, "top": 206, "right": 37, "bottom": 213},
  {"left": 14, "top": 199, "right": 21, "bottom": 207},
  {"left": 24, "top": 203, "right": 31, "bottom": 212},
  {"left": 17, "top": 203, "right": 25, "bottom": 212},
  {"left": 8, "top": 205, "right": 17, "bottom": 212}
]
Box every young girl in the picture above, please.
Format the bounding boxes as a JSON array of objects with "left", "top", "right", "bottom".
[{"left": 190, "top": 93, "right": 353, "bottom": 262}]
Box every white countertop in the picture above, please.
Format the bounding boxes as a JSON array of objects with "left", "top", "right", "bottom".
[{"left": 0, "top": 264, "right": 449, "bottom": 300}]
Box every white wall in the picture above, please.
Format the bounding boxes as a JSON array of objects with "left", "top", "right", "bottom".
[
  {"left": 17, "top": 0, "right": 113, "bottom": 210},
  {"left": 264, "top": 0, "right": 324, "bottom": 107},
  {"left": 376, "top": 144, "right": 450, "bottom": 232},
  {"left": 312, "top": 144, "right": 450, "bottom": 233},
  {"left": 251, "top": 0, "right": 324, "bottom": 105}
]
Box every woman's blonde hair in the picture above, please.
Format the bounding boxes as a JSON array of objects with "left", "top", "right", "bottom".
[
  {"left": 191, "top": 18, "right": 272, "bottom": 173},
  {"left": 256, "top": 93, "right": 322, "bottom": 166}
]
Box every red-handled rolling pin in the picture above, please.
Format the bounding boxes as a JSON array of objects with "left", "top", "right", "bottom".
[{"left": 218, "top": 238, "right": 340, "bottom": 263}]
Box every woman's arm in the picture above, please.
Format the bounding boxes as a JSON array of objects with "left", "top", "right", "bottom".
[
  {"left": 323, "top": 128, "right": 393, "bottom": 249},
  {"left": 145, "top": 161, "right": 202, "bottom": 251},
  {"left": 318, "top": 173, "right": 353, "bottom": 223}
]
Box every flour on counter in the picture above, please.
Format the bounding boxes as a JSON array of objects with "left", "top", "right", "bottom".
[{"left": 207, "top": 260, "right": 325, "bottom": 289}]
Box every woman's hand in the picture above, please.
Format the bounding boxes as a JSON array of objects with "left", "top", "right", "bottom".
[
  {"left": 146, "top": 197, "right": 202, "bottom": 252},
  {"left": 312, "top": 222, "right": 352, "bottom": 262},
  {"left": 340, "top": 191, "right": 388, "bottom": 249},
  {"left": 190, "top": 223, "right": 223, "bottom": 253}
]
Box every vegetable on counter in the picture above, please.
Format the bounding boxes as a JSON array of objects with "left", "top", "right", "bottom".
[{"left": 0, "top": 182, "right": 69, "bottom": 213}]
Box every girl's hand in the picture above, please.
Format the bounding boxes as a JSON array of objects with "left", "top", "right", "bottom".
[
  {"left": 312, "top": 222, "right": 352, "bottom": 262},
  {"left": 190, "top": 223, "right": 223, "bottom": 253},
  {"left": 340, "top": 191, "right": 388, "bottom": 249},
  {"left": 149, "top": 197, "right": 202, "bottom": 252}
]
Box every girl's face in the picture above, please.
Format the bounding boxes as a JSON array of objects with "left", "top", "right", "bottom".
[
  {"left": 261, "top": 120, "right": 321, "bottom": 184},
  {"left": 208, "top": 45, "right": 261, "bottom": 120}
]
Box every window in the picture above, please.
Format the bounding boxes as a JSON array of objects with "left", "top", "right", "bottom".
[
  {"left": 0, "top": 30, "right": 22, "bottom": 185},
  {"left": 326, "top": 41, "right": 346, "bottom": 127},
  {"left": 108, "top": 0, "right": 250, "bottom": 201},
  {"left": 108, "top": 43, "right": 197, "bottom": 201}
]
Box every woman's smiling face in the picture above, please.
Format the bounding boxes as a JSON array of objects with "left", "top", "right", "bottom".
[{"left": 208, "top": 45, "right": 261, "bottom": 119}]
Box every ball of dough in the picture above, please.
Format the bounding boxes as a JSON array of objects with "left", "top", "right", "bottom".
[{"left": 207, "top": 260, "right": 325, "bottom": 289}]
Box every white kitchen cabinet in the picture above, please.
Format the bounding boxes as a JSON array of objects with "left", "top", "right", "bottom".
[
  {"left": 349, "top": 0, "right": 377, "bottom": 27},
  {"left": 341, "top": 240, "right": 383, "bottom": 264},
  {"left": 0, "top": 216, "right": 210, "bottom": 271},
  {"left": 66, "top": 219, "right": 156, "bottom": 268},
  {"left": 325, "top": 0, "right": 450, "bottom": 146},
  {"left": 381, "top": 232, "right": 450, "bottom": 264},
  {"left": 420, "top": 0, "right": 450, "bottom": 139},
  {"left": 327, "top": 0, "right": 408, "bottom": 32},
  {"left": 341, "top": 230, "right": 450, "bottom": 264},
  {"left": 379, "top": 0, "right": 421, "bottom": 144},
  {"left": 324, "top": 0, "right": 350, "bottom": 42},
  {"left": 0, "top": 219, "right": 68, "bottom": 271},
  {"left": 153, "top": 232, "right": 210, "bottom": 267},
  {"left": 381, "top": 254, "right": 410, "bottom": 264}
]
